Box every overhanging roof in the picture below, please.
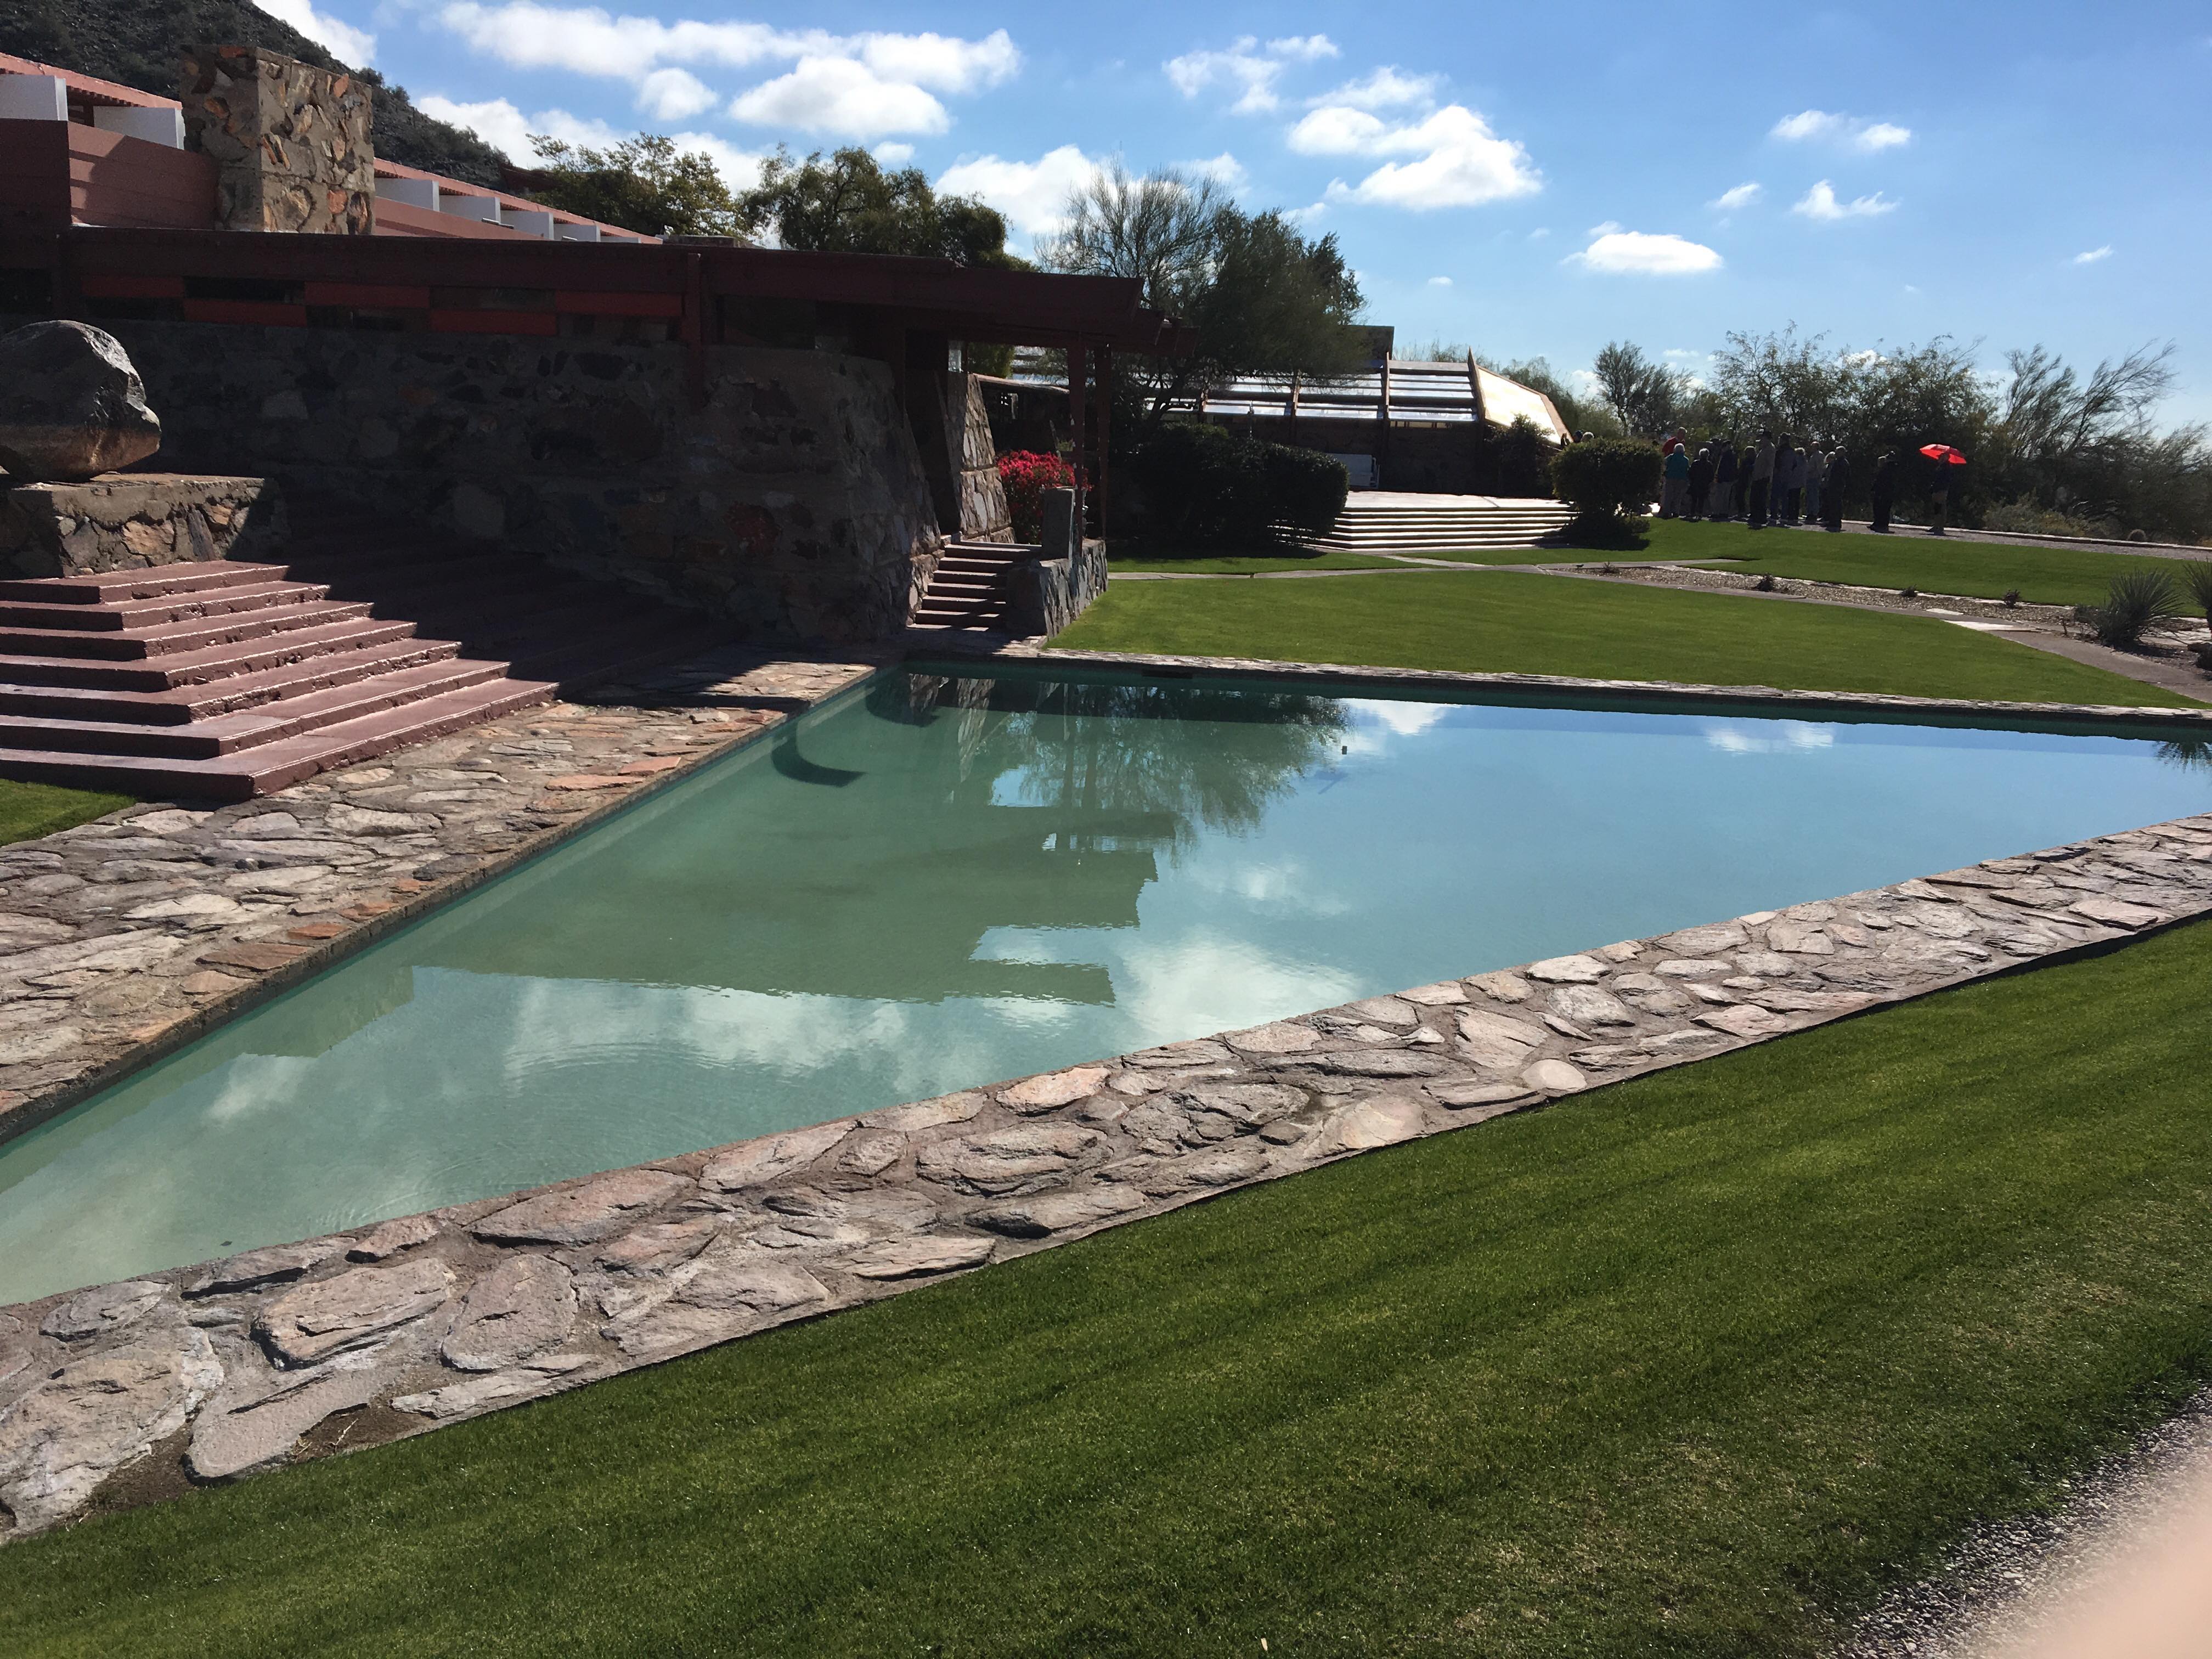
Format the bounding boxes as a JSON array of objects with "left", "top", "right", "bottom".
[{"left": 9, "top": 225, "right": 1193, "bottom": 354}]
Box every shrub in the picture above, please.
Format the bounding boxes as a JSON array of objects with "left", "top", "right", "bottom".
[
  {"left": 2001, "top": 587, "right": 2022, "bottom": 607},
  {"left": 2183, "top": 562, "right": 2212, "bottom": 627},
  {"left": 2072, "top": 570, "right": 2179, "bottom": 647},
  {"left": 1550, "top": 438, "right": 1661, "bottom": 546},
  {"left": 1265, "top": 442, "right": 1351, "bottom": 534},
  {"left": 997, "top": 450, "right": 1076, "bottom": 543},
  {"left": 1982, "top": 496, "right": 2120, "bottom": 540},
  {"left": 1126, "top": 424, "right": 1347, "bottom": 548}
]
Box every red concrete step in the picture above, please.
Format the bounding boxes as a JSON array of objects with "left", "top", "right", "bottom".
[
  {"left": 0, "top": 657, "right": 511, "bottom": 755},
  {"left": 0, "top": 561, "right": 277, "bottom": 606},
  {"left": 0, "top": 635, "right": 465, "bottom": 724},
  {"left": 0, "top": 616, "right": 425, "bottom": 690},
  {"left": 0, "top": 677, "right": 555, "bottom": 802},
  {"left": 0, "top": 597, "right": 372, "bottom": 661},
  {"left": 0, "top": 579, "right": 330, "bottom": 633}
]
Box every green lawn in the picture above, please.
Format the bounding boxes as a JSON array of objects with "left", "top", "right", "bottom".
[
  {"left": 1106, "top": 538, "right": 1404, "bottom": 575},
  {"left": 0, "top": 779, "right": 132, "bottom": 847},
  {"left": 10, "top": 921, "right": 2212, "bottom": 1657},
  {"left": 1051, "top": 568, "right": 2203, "bottom": 707},
  {"left": 1634, "top": 517, "right": 2212, "bottom": 608}
]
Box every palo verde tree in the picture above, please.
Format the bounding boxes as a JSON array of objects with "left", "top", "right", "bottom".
[
  {"left": 1590, "top": 341, "right": 1691, "bottom": 438},
  {"left": 1041, "top": 162, "right": 1367, "bottom": 430},
  {"left": 736, "top": 146, "right": 1022, "bottom": 267},
  {"left": 524, "top": 134, "right": 741, "bottom": 239}
]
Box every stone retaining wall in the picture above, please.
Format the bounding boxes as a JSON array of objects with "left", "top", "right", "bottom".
[
  {"left": 1011, "top": 538, "right": 1109, "bottom": 636},
  {"left": 4, "top": 317, "right": 944, "bottom": 644},
  {"left": 0, "top": 474, "right": 287, "bottom": 578},
  {"left": 1, "top": 793, "right": 2207, "bottom": 1538}
]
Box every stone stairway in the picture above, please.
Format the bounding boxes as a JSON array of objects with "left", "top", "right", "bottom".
[
  {"left": 1294, "top": 495, "right": 1576, "bottom": 557},
  {"left": 912, "top": 540, "right": 1023, "bottom": 630},
  {"left": 0, "top": 510, "right": 735, "bottom": 800}
]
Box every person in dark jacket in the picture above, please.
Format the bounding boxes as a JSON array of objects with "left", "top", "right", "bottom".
[
  {"left": 1746, "top": 430, "right": 1775, "bottom": 529},
  {"left": 1869, "top": 450, "right": 1896, "bottom": 532},
  {"left": 1821, "top": 444, "right": 1849, "bottom": 530},
  {"left": 1928, "top": 459, "right": 1958, "bottom": 534},
  {"left": 1688, "top": 445, "right": 1716, "bottom": 518},
  {"left": 1711, "top": 441, "right": 1737, "bottom": 520}
]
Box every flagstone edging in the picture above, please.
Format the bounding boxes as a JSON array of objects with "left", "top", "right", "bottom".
[
  {"left": 928, "top": 641, "right": 2212, "bottom": 727},
  {"left": 3, "top": 808, "right": 2207, "bottom": 1542}
]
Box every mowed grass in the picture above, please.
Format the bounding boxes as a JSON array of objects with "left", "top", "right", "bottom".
[
  {"left": 0, "top": 780, "right": 132, "bottom": 847},
  {"left": 1051, "top": 568, "right": 2203, "bottom": 706},
  {"left": 1106, "top": 537, "right": 1404, "bottom": 574},
  {"left": 10, "top": 922, "right": 2212, "bottom": 1657},
  {"left": 1636, "top": 517, "right": 2212, "bottom": 608}
]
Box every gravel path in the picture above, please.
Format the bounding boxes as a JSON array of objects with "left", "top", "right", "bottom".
[{"left": 1840, "top": 1389, "right": 2212, "bottom": 1658}]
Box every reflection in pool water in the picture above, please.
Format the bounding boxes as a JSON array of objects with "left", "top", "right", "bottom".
[{"left": 1, "top": 665, "right": 2207, "bottom": 1302}]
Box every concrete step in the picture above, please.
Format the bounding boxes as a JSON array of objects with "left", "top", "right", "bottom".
[
  {"left": 0, "top": 579, "right": 331, "bottom": 633},
  {"left": 0, "top": 677, "right": 555, "bottom": 802},
  {"left": 0, "top": 617, "right": 426, "bottom": 690},
  {"left": 0, "top": 561, "right": 278, "bottom": 606},
  {"left": 0, "top": 597, "right": 374, "bottom": 661},
  {"left": 0, "top": 636, "right": 466, "bottom": 724}
]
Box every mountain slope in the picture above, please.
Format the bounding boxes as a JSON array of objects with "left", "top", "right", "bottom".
[{"left": 2, "top": 0, "right": 509, "bottom": 186}]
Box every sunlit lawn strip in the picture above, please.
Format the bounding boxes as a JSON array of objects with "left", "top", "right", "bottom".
[
  {"left": 1051, "top": 568, "right": 2203, "bottom": 707},
  {"left": 8, "top": 922, "right": 2212, "bottom": 1657},
  {"left": 0, "top": 780, "right": 134, "bottom": 848},
  {"left": 1635, "top": 517, "right": 2210, "bottom": 607}
]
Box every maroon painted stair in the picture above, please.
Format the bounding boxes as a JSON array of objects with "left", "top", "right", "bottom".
[
  {"left": 0, "top": 513, "right": 737, "bottom": 800},
  {"left": 913, "top": 541, "right": 1022, "bottom": 630}
]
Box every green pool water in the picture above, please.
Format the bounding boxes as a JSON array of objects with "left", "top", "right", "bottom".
[{"left": 2, "top": 664, "right": 2208, "bottom": 1305}]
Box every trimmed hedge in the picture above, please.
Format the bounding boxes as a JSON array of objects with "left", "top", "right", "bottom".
[
  {"left": 1129, "top": 424, "right": 1349, "bottom": 548},
  {"left": 1550, "top": 438, "right": 1662, "bottom": 544}
]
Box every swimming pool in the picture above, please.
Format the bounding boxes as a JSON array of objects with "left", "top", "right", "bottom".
[{"left": 2, "top": 663, "right": 2207, "bottom": 1304}]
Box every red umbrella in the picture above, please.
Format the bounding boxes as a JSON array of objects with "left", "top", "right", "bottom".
[{"left": 1919, "top": 443, "right": 1968, "bottom": 465}]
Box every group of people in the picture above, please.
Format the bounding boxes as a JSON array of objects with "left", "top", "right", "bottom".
[
  {"left": 1656, "top": 432, "right": 1877, "bottom": 531},
  {"left": 1663, "top": 436, "right": 1858, "bottom": 533}
]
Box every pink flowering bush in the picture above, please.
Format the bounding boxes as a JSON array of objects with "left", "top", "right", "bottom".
[{"left": 997, "top": 450, "right": 1077, "bottom": 543}]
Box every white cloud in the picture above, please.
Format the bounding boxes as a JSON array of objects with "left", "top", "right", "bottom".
[
  {"left": 635, "top": 66, "right": 714, "bottom": 120},
  {"left": 729, "top": 55, "right": 950, "bottom": 137},
  {"left": 1427, "top": 275, "right": 1452, "bottom": 286},
  {"left": 873, "top": 142, "right": 916, "bottom": 165},
  {"left": 937, "top": 144, "right": 1099, "bottom": 237},
  {"left": 1308, "top": 66, "right": 1440, "bottom": 110},
  {"left": 417, "top": 95, "right": 624, "bottom": 161},
  {"left": 1527, "top": 226, "right": 1549, "bottom": 240},
  {"left": 1164, "top": 34, "right": 1338, "bottom": 115},
  {"left": 433, "top": 7, "right": 1018, "bottom": 137},
  {"left": 415, "top": 94, "right": 760, "bottom": 188},
  {"left": 669, "top": 130, "right": 765, "bottom": 191},
  {"left": 1177, "top": 152, "right": 1248, "bottom": 189},
  {"left": 255, "top": 0, "right": 376, "bottom": 65},
  {"left": 1295, "top": 104, "right": 1540, "bottom": 211},
  {"left": 1567, "top": 228, "right": 1723, "bottom": 275},
  {"left": 2073, "top": 245, "right": 2113, "bottom": 264},
  {"left": 1770, "top": 109, "right": 1912, "bottom": 151},
  {"left": 1710, "top": 180, "right": 1762, "bottom": 211},
  {"left": 1792, "top": 179, "right": 1898, "bottom": 220},
  {"left": 1663, "top": 348, "right": 1707, "bottom": 362}
]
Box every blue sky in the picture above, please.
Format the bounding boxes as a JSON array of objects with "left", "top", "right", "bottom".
[{"left": 268, "top": 0, "right": 2212, "bottom": 421}]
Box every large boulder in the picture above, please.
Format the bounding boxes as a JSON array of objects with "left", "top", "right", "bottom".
[{"left": 0, "top": 322, "right": 163, "bottom": 482}]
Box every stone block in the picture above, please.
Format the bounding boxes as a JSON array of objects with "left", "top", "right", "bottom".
[
  {"left": 0, "top": 322, "right": 163, "bottom": 483},
  {"left": 0, "top": 474, "right": 286, "bottom": 579},
  {"left": 179, "top": 46, "right": 373, "bottom": 235}
]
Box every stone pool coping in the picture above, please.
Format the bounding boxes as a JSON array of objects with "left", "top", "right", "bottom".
[
  {"left": 927, "top": 640, "right": 2212, "bottom": 727},
  {"left": 2, "top": 795, "right": 2208, "bottom": 1539},
  {"left": 0, "top": 647, "right": 889, "bottom": 1153}
]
